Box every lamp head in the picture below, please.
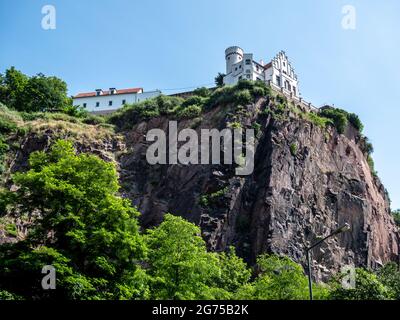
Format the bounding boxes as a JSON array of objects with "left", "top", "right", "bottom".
[{"left": 334, "top": 223, "right": 351, "bottom": 235}]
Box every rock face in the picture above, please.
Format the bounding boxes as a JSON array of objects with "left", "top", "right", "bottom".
[
  {"left": 114, "top": 98, "right": 399, "bottom": 281},
  {"left": 5, "top": 97, "right": 400, "bottom": 281}
]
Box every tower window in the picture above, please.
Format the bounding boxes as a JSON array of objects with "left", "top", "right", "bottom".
[{"left": 245, "top": 59, "right": 251, "bottom": 65}]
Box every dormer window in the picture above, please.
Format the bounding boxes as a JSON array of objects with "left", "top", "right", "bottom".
[
  {"left": 95, "top": 89, "right": 102, "bottom": 96},
  {"left": 109, "top": 88, "right": 117, "bottom": 95}
]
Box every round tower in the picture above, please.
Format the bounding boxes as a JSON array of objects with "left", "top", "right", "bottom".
[{"left": 225, "top": 46, "right": 244, "bottom": 74}]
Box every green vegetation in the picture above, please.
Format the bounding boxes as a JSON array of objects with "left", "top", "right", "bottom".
[
  {"left": 319, "top": 107, "right": 363, "bottom": 134},
  {"left": 0, "top": 141, "right": 399, "bottom": 300},
  {"left": 290, "top": 143, "right": 298, "bottom": 156},
  {"left": 109, "top": 79, "right": 271, "bottom": 131},
  {"left": 0, "top": 140, "right": 146, "bottom": 299},
  {"left": 0, "top": 67, "right": 72, "bottom": 113},
  {"left": 0, "top": 68, "right": 395, "bottom": 301},
  {"left": 199, "top": 187, "right": 229, "bottom": 207},
  {"left": 236, "top": 255, "right": 328, "bottom": 300},
  {"left": 329, "top": 268, "right": 392, "bottom": 300},
  {"left": 392, "top": 209, "right": 400, "bottom": 227},
  {"left": 214, "top": 73, "right": 225, "bottom": 87}
]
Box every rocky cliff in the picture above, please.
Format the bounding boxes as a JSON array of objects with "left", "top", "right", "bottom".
[{"left": 4, "top": 92, "right": 399, "bottom": 281}]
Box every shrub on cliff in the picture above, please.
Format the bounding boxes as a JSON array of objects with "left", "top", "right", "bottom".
[{"left": 319, "top": 108, "right": 348, "bottom": 134}]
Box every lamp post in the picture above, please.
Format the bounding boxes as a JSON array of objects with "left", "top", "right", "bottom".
[{"left": 305, "top": 223, "right": 351, "bottom": 300}]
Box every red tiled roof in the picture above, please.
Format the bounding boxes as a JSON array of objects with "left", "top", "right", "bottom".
[
  {"left": 73, "top": 87, "right": 143, "bottom": 98},
  {"left": 263, "top": 62, "right": 272, "bottom": 69}
]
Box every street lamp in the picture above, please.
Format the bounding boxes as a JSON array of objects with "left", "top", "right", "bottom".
[{"left": 305, "top": 223, "right": 351, "bottom": 300}]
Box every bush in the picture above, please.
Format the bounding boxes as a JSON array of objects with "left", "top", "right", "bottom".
[
  {"left": 367, "top": 155, "right": 377, "bottom": 176},
  {"left": 176, "top": 104, "right": 202, "bottom": 118},
  {"left": 347, "top": 113, "right": 363, "bottom": 132},
  {"left": 320, "top": 108, "right": 348, "bottom": 134},
  {"left": 192, "top": 87, "right": 210, "bottom": 97},
  {"left": 82, "top": 114, "right": 106, "bottom": 125},
  {"left": 290, "top": 143, "right": 297, "bottom": 156},
  {"left": 233, "top": 89, "right": 252, "bottom": 105}
]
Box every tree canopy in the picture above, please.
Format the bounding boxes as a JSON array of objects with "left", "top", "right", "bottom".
[{"left": 0, "top": 67, "right": 71, "bottom": 112}]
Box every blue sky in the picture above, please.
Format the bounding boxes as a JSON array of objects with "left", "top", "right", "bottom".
[{"left": 1, "top": 0, "right": 400, "bottom": 208}]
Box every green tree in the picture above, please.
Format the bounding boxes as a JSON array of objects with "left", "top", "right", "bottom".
[
  {"left": 236, "top": 254, "right": 310, "bottom": 300},
  {"left": 0, "top": 66, "right": 28, "bottom": 109},
  {"left": 213, "top": 246, "right": 252, "bottom": 294},
  {"left": 0, "top": 140, "right": 146, "bottom": 299},
  {"left": 145, "top": 214, "right": 229, "bottom": 299},
  {"left": 0, "top": 67, "right": 71, "bottom": 112},
  {"left": 329, "top": 268, "right": 392, "bottom": 300},
  {"left": 377, "top": 262, "right": 400, "bottom": 299},
  {"left": 214, "top": 73, "right": 225, "bottom": 87},
  {"left": 19, "top": 73, "right": 71, "bottom": 112}
]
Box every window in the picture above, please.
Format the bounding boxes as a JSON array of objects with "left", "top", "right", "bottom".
[
  {"left": 239, "top": 65, "right": 241, "bottom": 68},
  {"left": 246, "top": 69, "right": 251, "bottom": 73},
  {"left": 96, "top": 102, "right": 100, "bottom": 107},
  {"left": 246, "top": 75, "right": 250, "bottom": 79},
  {"left": 235, "top": 67, "right": 238, "bottom": 71},
  {"left": 292, "top": 86, "right": 296, "bottom": 95},
  {"left": 245, "top": 59, "right": 251, "bottom": 65},
  {"left": 276, "top": 76, "right": 281, "bottom": 86},
  {"left": 109, "top": 101, "right": 113, "bottom": 106},
  {"left": 122, "top": 99, "right": 126, "bottom": 105},
  {"left": 239, "top": 76, "right": 242, "bottom": 80},
  {"left": 83, "top": 103, "right": 87, "bottom": 108}
]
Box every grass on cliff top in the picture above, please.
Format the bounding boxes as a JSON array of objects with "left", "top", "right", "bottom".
[
  {"left": 107, "top": 80, "right": 272, "bottom": 131},
  {"left": 0, "top": 103, "right": 115, "bottom": 143}
]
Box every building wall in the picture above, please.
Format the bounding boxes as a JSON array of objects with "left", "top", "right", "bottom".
[
  {"left": 73, "top": 90, "right": 161, "bottom": 113},
  {"left": 223, "top": 47, "right": 299, "bottom": 97}
]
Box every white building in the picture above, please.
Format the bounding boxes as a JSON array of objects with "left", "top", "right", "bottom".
[
  {"left": 72, "top": 87, "right": 161, "bottom": 113},
  {"left": 223, "top": 46, "right": 299, "bottom": 97}
]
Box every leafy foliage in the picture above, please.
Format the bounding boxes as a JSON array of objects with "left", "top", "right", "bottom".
[
  {"left": 235, "top": 255, "right": 327, "bottom": 300},
  {"left": 0, "top": 67, "right": 71, "bottom": 113},
  {"left": 214, "top": 73, "right": 225, "bottom": 87},
  {"left": 392, "top": 209, "right": 400, "bottom": 227},
  {"left": 377, "top": 262, "right": 400, "bottom": 299},
  {"left": 329, "top": 268, "right": 392, "bottom": 300},
  {"left": 0, "top": 140, "right": 146, "bottom": 299},
  {"left": 145, "top": 214, "right": 229, "bottom": 299}
]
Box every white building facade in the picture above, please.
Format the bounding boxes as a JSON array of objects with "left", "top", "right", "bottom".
[
  {"left": 223, "top": 46, "right": 299, "bottom": 97},
  {"left": 72, "top": 87, "right": 161, "bottom": 113}
]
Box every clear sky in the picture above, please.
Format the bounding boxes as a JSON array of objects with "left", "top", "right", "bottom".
[{"left": 1, "top": 0, "right": 400, "bottom": 208}]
